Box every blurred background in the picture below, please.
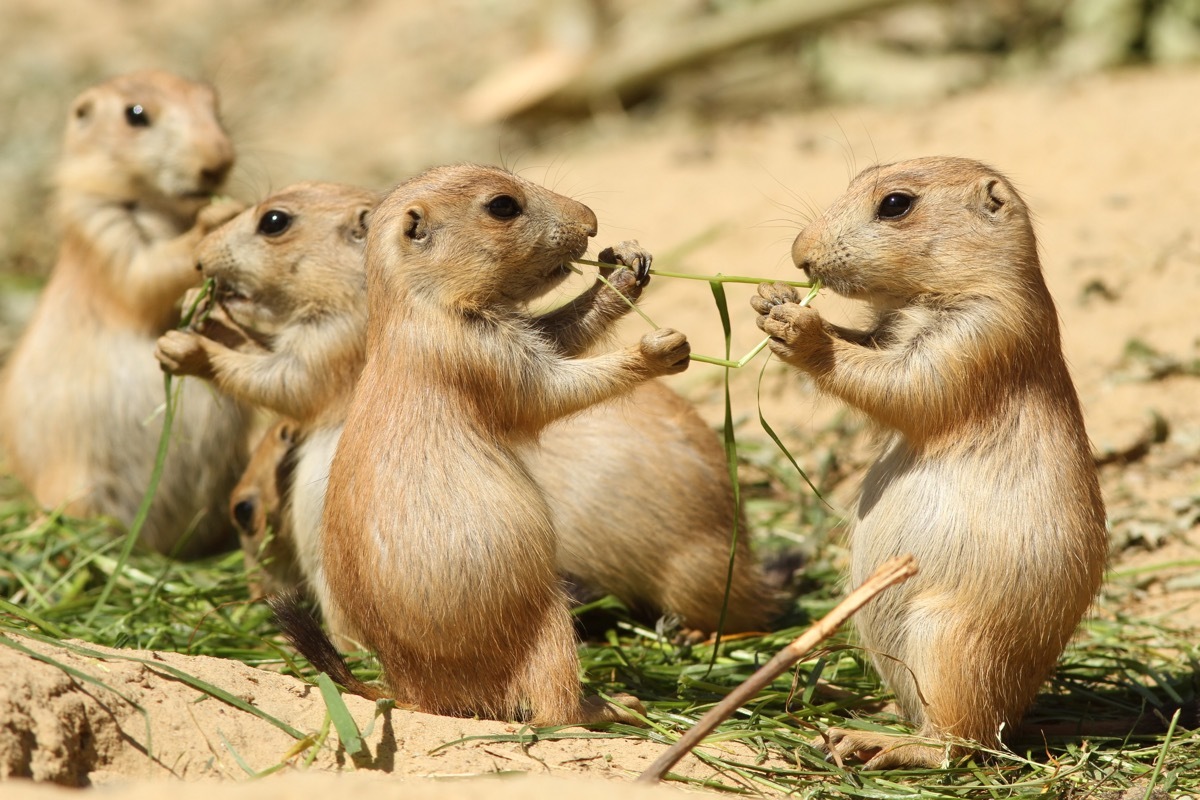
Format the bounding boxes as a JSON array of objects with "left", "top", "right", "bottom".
[{"left": 3, "top": 0, "right": 1198, "bottom": 279}]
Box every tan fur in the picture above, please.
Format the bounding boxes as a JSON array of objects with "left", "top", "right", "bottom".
[
  {"left": 752, "top": 156, "right": 1108, "bottom": 768},
  {"left": 156, "top": 182, "right": 377, "bottom": 429},
  {"left": 321, "top": 163, "right": 690, "bottom": 724},
  {"left": 231, "top": 420, "right": 302, "bottom": 598},
  {"left": 0, "top": 70, "right": 250, "bottom": 557},
  {"left": 158, "top": 181, "right": 778, "bottom": 632}
]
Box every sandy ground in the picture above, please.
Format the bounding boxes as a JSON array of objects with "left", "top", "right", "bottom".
[
  {"left": 0, "top": 633, "right": 754, "bottom": 790},
  {"left": 2, "top": 0, "right": 1199, "bottom": 794}
]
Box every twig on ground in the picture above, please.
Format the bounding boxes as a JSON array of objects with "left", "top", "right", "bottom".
[{"left": 636, "top": 553, "right": 919, "bottom": 784}]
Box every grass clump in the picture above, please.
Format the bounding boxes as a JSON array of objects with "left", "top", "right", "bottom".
[{"left": 2, "top": 442, "right": 1198, "bottom": 797}]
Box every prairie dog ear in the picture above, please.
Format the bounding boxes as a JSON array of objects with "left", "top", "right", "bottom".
[
  {"left": 977, "top": 176, "right": 1013, "bottom": 217},
  {"left": 71, "top": 92, "right": 96, "bottom": 126},
  {"left": 403, "top": 203, "right": 430, "bottom": 243},
  {"left": 343, "top": 204, "right": 373, "bottom": 248}
]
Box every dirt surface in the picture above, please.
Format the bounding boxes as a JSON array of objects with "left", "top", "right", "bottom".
[
  {"left": 2, "top": 0, "right": 1199, "bottom": 794},
  {"left": 0, "top": 633, "right": 753, "bottom": 789},
  {"left": 2, "top": 773, "right": 694, "bottom": 800}
]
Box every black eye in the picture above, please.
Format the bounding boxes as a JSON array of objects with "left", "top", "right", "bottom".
[
  {"left": 486, "top": 195, "right": 522, "bottom": 220},
  {"left": 877, "top": 193, "right": 914, "bottom": 219},
  {"left": 256, "top": 209, "right": 292, "bottom": 236},
  {"left": 232, "top": 499, "right": 256, "bottom": 532},
  {"left": 124, "top": 104, "right": 150, "bottom": 127}
]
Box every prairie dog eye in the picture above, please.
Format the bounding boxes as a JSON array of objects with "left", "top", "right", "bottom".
[
  {"left": 232, "top": 498, "right": 256, "bottom": 532},
  {"left": 124, "top": 104, "right": 151, "bottom": 127},
  {"left": 486, "top": 195, "right": 522, "bottom": 220},
  {"left": 877, "top": 192, "right": 915, "bottom": 220},
  {"left": 257, "top": 209, "right": 292, "bottom": 236}
]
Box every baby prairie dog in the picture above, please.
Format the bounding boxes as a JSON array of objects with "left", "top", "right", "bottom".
[
  {"left": 0, "top": 70, "right": 250, "bottom": 557},
  {"left": 158, "top": 181, "right": 778, "bottom": 632},
  {"left": 320, "top": 164, "right": 690, "bottom": 724},
  {"left": 231, "top": 420, "right": 302, "bottom": 597},
  {"left": 753, "top": 157, "right": 1108, "bottom": 768}
]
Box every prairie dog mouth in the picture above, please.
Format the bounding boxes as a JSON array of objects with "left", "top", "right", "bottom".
[{"left": 213, "top": 278, "right": 251, "bottom": 306}]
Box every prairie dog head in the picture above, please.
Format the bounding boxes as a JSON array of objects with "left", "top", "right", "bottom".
[
  {"left": 366, "top": 164, "right": 599, "bottom": 314},
  {"left": 57, "top": 70, "right": 234, "bottom": 220},
  {"left": 196, "top": 181, "right": 378, "bottom": 335},
  {"left": 792, "top": 156, "right": 1040, "bottom": 305},
  {"left": 231, "top": 420, "right": 302, "bottom": 597}
]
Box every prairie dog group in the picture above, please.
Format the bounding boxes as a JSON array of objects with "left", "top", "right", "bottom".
[
  {"left": 754, "top": 157, "right": 1108, "bottom": 767},
  {"left": 4, "top": 69, "right": 1110, "bottom": 761},
  {"left": 316, "top": 163, "right": 692, "bottom": 723},
  {"left": 0, "top": 70, "right": 249, "bottom": 556},
  {"left": 159, "top": 180, "right": 779, "bottom": 631}
]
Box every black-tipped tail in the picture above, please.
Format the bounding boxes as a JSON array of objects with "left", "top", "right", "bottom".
[{"left": 268, "top": 590, "right": 385, "bottom": 700}]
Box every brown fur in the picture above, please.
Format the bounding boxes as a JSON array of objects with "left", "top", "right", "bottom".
[
  {"left": 320, "top": 163, "right": 690, "bottom": 724},
  {"left": 159, "top": 180, "right": 778, "bottom": 633},
  {"left": 752, "top": 156, "right": 1108, "bottom": 767},
  {"left": 0, "top": 70, "right": 250, "bottom": 557},
  {"left": 231, "top": 420, "right": 302, "bottom": 598}
]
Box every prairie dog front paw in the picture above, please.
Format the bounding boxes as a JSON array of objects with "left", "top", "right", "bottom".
[
  {"left": 155, "top": 330, "right": 213, "bottom": 378},
  {"left": 750, "top": 281, "right": 803, "bottom": 316},
  {"left": 639, "top": 328, "right": 690, "bottom": 376},
  {"left": 598, "top": 240, "right": 652, "bottom": 286}
]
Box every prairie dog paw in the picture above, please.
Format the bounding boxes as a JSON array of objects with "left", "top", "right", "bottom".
[
  {"left": 598, "top": 240, "right": 652, "bottom": 286},
  {"left": 580, "top": 693, "right": 647, "bottom": 726},
  {"left": 601, "top": 266, "right": 642, "bottom": 303},
  {"left": 155, "top": 330, "right": 213, "bottom": 378},
  {"left": 820, "top": 727, "right": 947, "bottom": 770},
  {"left": 750, "top": 281, "right": 803, "bottom": 315},
  {"left": 639, "top": 328, "right": 690, "bottom": 375},
  {"left": 758, "top": 303, "right": 822, "bottom": 346}
]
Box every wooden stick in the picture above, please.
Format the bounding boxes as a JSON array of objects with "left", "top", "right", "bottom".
[{"left": 636, "top": 553, "right": 919, "bottom": 784}]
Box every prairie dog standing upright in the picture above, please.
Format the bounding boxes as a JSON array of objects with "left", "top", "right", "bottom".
[
  {"left": 0, "top": 70, "right": 250, "bottom": 556},
  {"left": 753, "top": 157, "right": 1108, "bottom": 767},
  {"left": 157, "top": 181, "right": 779, "bottom": 631},
  {"left": 320, "top": 164, "right": 690, "bottom": 724}
]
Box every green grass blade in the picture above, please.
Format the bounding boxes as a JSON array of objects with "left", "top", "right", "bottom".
[
  {"left": 86, "top": 373, "right": 177, "bottom": 625},
  {"left": 86, "top": 281, "right": 217, "bottom": 626},
  {"left": 316, "top": 671, "right": 366, "bottom": 761},
  {"left": 217, "top": 730, "right": 260, "bottom": 776},
  {"left": 0, "top": 596, "right": 68, "bottom": 638},
  {"left": 1144, "top": 708, "right": 1181, "bottom": 800},
  {"left": 756, "top": 355, "right": 827, "bottom": 505},
  {"left": 707, "top": 278, "right": 740, "bottom": 670}
]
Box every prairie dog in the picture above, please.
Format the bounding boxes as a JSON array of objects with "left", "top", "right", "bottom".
[
  {"left": 231, "top": 419, "right": 302, "bottom": 597},
  {"left": 320, "top": 163, "right": 690, "bottom": 724},
  {"left": 0, "top": 70, "right": 250, "bottom": 557},
  {"left": 157, "top": 182, "right": 378, "bottom": 429},
  {"left": 753, "top": 157, "right": 1108, "bottom": 767},
  {"left": 158, "top": 181, "right": 778, "bottom": 632}
]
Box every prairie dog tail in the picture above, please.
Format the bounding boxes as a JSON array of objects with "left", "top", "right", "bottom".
[{"left": 268, "top": 590, "right": 387, "bottom": 701}]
